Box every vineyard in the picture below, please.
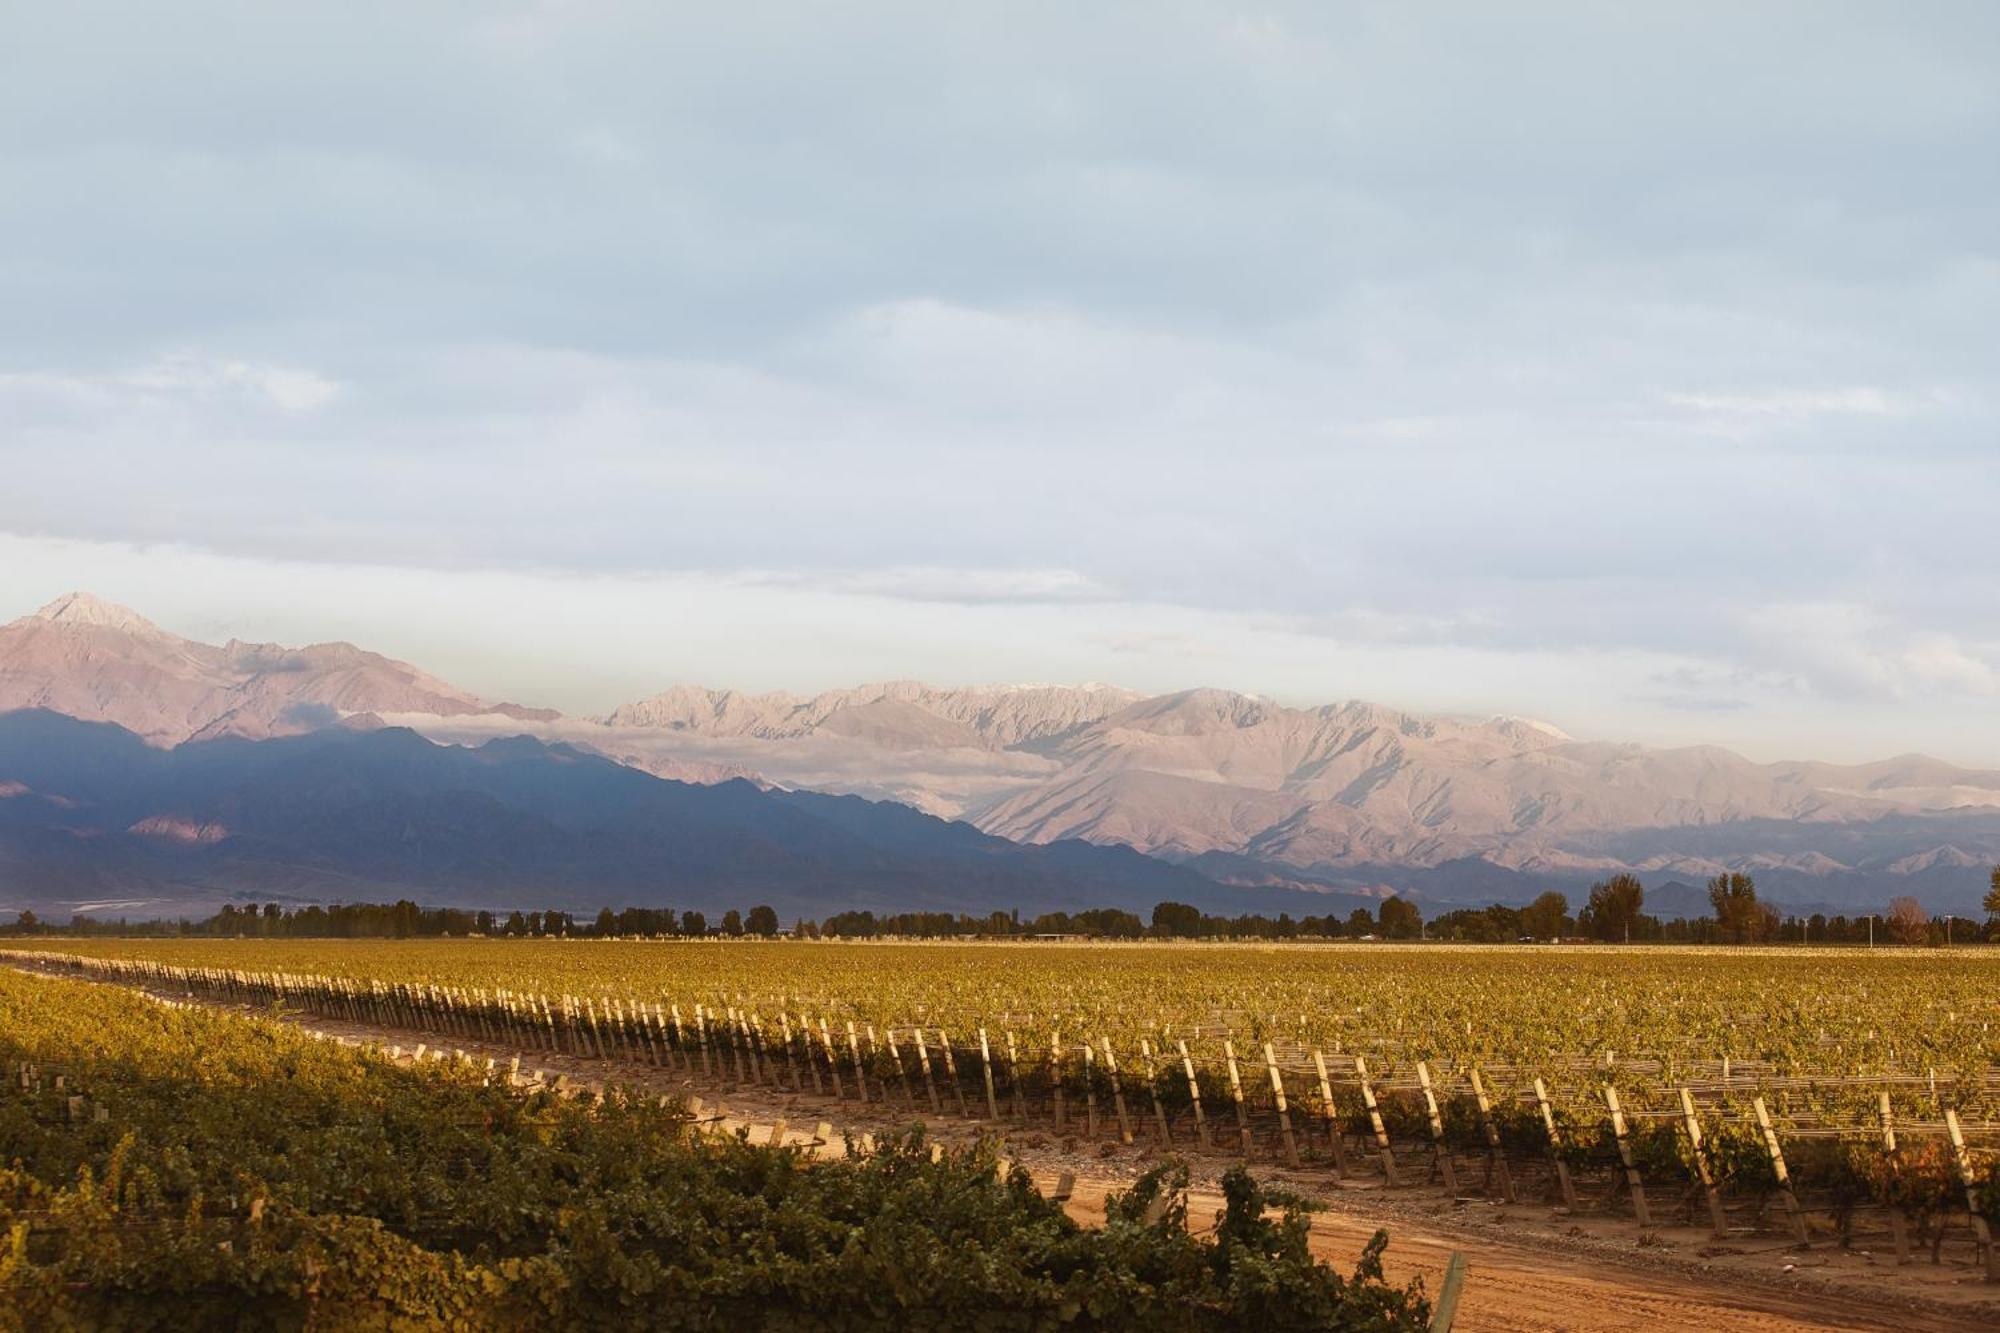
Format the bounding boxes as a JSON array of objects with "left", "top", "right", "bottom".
[
  {"left": 10, "top": 937, "right": 1997, "bottom": 1296},
  {"left": 0, "top": 961, "right": 1432, "bottom": 1329}
]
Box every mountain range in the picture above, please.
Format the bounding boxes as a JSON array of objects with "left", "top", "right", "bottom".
[
  {"left": 0, "top": 707, "right": 1296, "bottom": 922},
  {"left": 5, "top": 592, "right": 1999, "bottom": 916}
]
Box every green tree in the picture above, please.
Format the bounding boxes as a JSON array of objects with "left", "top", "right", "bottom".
[
  {"left": 1521, "top": 890, "right": 1568, "bottom": 940},
  {"left": 745, "top": 904, "right": 779, "bottom": 936},
  {"left": 593, "top": 907, "right": 616, "bottom": 936},
  {"left": 1346, "top": 907, "right": 1375, "bottom": 935},
  {"left": 721, "top": 909, "right": 743, "bottom": 936},
  {"left": 1583, "top": 874, "right": 1645, "bottom": 942},
  {"left": 1708, "top": 872, "right": 1760, "bottom": 943},
  {"left": 1151, "top": 901, "right": 1203, "bottom": 937},
  {"left": 680, "top": 909, "right": 707, "bottom": 937},
  {"left": 1378, "top": 896, "right": 1422, "bottom": 939},
  {"left": 1985, "top": 865, "right": 2000, "bottom": 920}
]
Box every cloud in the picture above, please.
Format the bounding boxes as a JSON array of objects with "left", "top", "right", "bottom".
[
  {"left": 2, "top": 352, "right": 339, "bottom": 416},
  {"left": 1635, "top": 692, "right": 1753, "bottom": 714},
  {"left": 1732, "top": 602, "right": 2000, "bottom": 701},
  {"left": 743, "top": 566, "right": 1121, "bottom": 605},
  {"left": 1664, "top": 388, "right": 1905, "bottom": 419},
  {"left": 125, "top": 354, "right": 340, "bottom": 413},
  {"left": 1, "top": 5, "right": 1998, "bottom": 763}
]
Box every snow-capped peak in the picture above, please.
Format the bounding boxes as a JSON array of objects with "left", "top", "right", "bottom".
[
  {"left": 1493, "top": 715, "right": 1573, "bottom": 741},
  {"left": 27, "top": 591, "right": 172, "bottom": 638}
]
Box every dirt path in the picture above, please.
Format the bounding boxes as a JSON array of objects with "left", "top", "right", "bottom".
[
  {"left": 36, "top": 970, "right": 2000, "bottom": 1333},
  {"left": 1076, "top": 1179, "right": 1927, "bottom": 1332}
]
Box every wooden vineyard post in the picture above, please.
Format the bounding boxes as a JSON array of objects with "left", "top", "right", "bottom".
[
  {"left": 1533, "top": 1078, "right": 1577, "bottom": 1210},
  {"left": 1751, "top": 1095, "right": 1807, "bottom": 1246},
  {"left": 937, "top": 1031, "right": 970, "bottom": 1118},
  {"left": 627, "top": 1001, "right": 651, "bottom": 1066},
  {"left": 1265, "top": 1044, "right": 1300, "bottom": 1168},
  {"left": 796, "top": 1016, "right": 823, "bottom": 1095},
  {"left": 817, "top": 1018, "right": 845, "bottom": 1099},
  {"left": 751, "top": 1015, "right": 774, "bottom": 1085},
  {"left": 1222, "top": 1040, "right": 1253, "bottom": 1158},
  {"left": 1677, "top": 1087, "right": 1728, "bottom": 1239},
  {"left": 1355, "top": 1055, "right": 1399, "bottom": 1186},
  {"left": 719, "top": 1006, "right": 744, "bottom": 1081},
  {"left": 1050, "top": 1031, "right": 1066, "bottom": 1131},
  {"left": 1467, "top": 1069, "right": 1514, "bottom": 1203},
  {"left": 663, "top": 998, "right": 683, "bottom": 1067},
  {"left": 1418, "top": 1061, "right": 1459, "bottom": 1192},
  {"left": 1313, "top": 1049, "right": 1349, "bottom": 1177},
  {"left": 1877, "top": 1092, "right": 1910, "bottom": 1264},
  {"left": 1602, "top": 1083, "right": 1651, "bottom": 1226},
  {"left": 1082, "top": 1043, "right": 1100, "bottom": 1139},
  {"left": 730, "top": 1011, "right": 753, "bottom": 1083},
  {"left": 695, "top": 1006, "right": 715, "bottom": 1078},
  {"left": 1944, "top": 1108, "right": 1998, "bottom": 1281},
  {"left": 608, "top": 999, "right": 629, "bottom": 1061},
  {"left": 778, "top": 1014, "right": 799, "bottom": 1091},
  {"left": 884, "top": 1027, "right": 913, "bottom": 1107},
  {"left": 648, "top": 1003, "right": 669, "bottom": 1069},
  {"left": 979, "top": 1029, "right": 1001, "bottom": 1121},
  {"left": 591, "top": 996, "right": 611, "bottom": 1058},
  {"left": 1140, "top": 1039, "right": 1173, "bottom": 1145},
  {"left": 1100, "top": 1037, "right": 1133, "bottom": 1145},
  {"left": 1005, "top": 1030, "right": 1026, "bottom": 1121},
  {"left": 1178, "top": 1039, "right": 1209, "bottom": 1150},
  {"left": 845, "top": 1022, "right": 870, "bottom": 1104},
  {"left": 1430, "top": 1250, "right": 1468, "bottom": 1333},
  {"left": 913, "top": 1028, "right": 941, "bottom": 1114},
  {"left": 756, "top": 1008, "right": 776, "bottom": 1081},
  {"left": 726, "top": 1006, "right": 749, "bottom": 1078}
]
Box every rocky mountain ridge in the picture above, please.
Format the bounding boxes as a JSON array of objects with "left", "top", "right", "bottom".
[
  {"left": 7, "top": 593, "right": 2000, "bottom": 911},
  {"left": 0, "top": 593, "right": 554, "bottom": 746}
]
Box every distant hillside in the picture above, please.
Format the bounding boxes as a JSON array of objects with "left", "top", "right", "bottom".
[{"left": 0, "top": 709, "right": 1325, "bottom": 922}]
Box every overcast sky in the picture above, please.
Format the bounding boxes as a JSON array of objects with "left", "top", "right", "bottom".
[{"left": 3, "top": 4, "right": 1997, "bottom": 763}]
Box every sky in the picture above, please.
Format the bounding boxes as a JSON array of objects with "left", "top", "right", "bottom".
[{"left": 2, "top": 3, "right": 1997, "bottom": 764}]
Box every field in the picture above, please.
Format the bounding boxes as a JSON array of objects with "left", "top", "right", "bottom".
[
  {"left": 0, "top": 961, "right": 1426, "bottom": 1329},
  {"left": 6, "top": 939, "right": 1999, "bottom": 1326}
]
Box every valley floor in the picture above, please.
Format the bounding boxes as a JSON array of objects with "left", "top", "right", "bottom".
[{"left": 47, "top": 964, "right": 1993, "bottom": 1333}]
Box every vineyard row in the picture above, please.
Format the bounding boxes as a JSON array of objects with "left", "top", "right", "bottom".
[{"left": 5, "top": 948, "right": 1995, "bottom": 1283}]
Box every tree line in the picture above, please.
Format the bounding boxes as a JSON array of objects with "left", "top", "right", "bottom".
[{"left": 6, "top": 865, "right": 1998, "bottom": 942}]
